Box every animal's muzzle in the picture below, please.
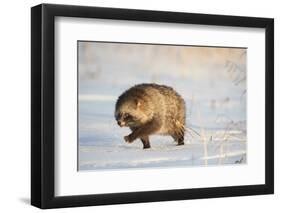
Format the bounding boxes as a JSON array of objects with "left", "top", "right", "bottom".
[{"left": 117, "top": 120, "right": 126, "bottom": 127}]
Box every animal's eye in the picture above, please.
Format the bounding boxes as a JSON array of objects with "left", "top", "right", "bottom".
[{"left": 123, "top": 113, "right": 131, "bottom": 119}]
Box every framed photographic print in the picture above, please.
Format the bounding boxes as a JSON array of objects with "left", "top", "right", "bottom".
[{"left": 31, "top": 3, "right": 274, "bottom": 209}]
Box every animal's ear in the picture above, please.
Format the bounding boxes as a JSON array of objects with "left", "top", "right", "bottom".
[
  {"left": 137, "top": 101, "right": 142, "bottom": 108},
  {"left": 135, "top": 99, "right": 142, "bottom": 109}
]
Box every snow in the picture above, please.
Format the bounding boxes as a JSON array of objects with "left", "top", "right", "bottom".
[
  {"left": 78, "top": 98, "right": 247, "bottom": 171},
  {"left": 79, "top": 141, "right": 246, "bottom": 171}
]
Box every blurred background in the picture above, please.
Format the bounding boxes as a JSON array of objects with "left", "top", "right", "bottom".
[{"left": 79, "top": 42, "right": 246, "bottom": 128}]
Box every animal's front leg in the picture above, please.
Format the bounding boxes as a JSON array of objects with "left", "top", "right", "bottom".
[
  {"left": 141, "top": 136, "right": 151, "bottom": 149},
  {"left": 124, "top": 127, "right": 136, "bottom": 143},
  {"left": 124, "top": 119, "right": 160, "bottom": 143}
]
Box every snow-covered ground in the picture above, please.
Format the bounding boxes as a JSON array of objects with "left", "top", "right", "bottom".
[
  {"left": 78, "top": 99, "right": 247, "bottom": 171},
  {"left": 79, "top": 141, "right": 246, "bottom": 171},
  {"left": 78, "top": 42, "right": 247, "bottom": 171}
]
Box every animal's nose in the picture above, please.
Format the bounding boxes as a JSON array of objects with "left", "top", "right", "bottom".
[{"left": 117, "top": 120, "right": 125, "bottom": 127}]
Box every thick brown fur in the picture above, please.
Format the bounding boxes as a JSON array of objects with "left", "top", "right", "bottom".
[{"left": 115, "top": 83, "right": 186, "bottom": 149}]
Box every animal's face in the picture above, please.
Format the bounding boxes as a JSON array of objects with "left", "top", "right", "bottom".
[
  {"left": 115, "top": 99, "right": 148, "bottom": 128},
  {"left": 115, "top": 111, "right": 136, "bottom": 127}
]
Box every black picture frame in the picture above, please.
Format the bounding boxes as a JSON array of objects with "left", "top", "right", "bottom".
[{"left": 31, "top": 3, "right": 274, "bottom": 209}]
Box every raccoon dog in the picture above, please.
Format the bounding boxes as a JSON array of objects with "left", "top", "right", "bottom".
[{"left": 115, "top": 83, "right": 186, "bottom": 149}]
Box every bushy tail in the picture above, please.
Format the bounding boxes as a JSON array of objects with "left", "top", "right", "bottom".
[{"left": 175, "top": 119, "right": 200, "bottom": 138}]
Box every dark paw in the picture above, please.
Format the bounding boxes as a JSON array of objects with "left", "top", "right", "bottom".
[
  {"left": 177, "top": 141, "right": 184, "bottom": 146},
  {"left": 124, "top": 135, "right": 133, "bottom": 143},
  {"left": 143, "top": 144, "right": 151, "bottom": 149}
]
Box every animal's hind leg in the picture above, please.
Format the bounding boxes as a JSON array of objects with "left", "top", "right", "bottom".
[
  {"left": 177, "top": 135, "right": 184, "bottom": 145},
  {"left": 140, "top": 136, "right": 151, "bottom": 149},
  {"left": 171, "top": 133, "right": 184, "bottom": 146}
]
